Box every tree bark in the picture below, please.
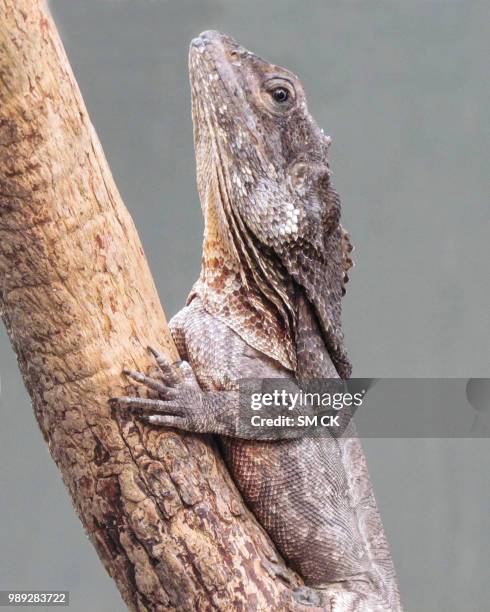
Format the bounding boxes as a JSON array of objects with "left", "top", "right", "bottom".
[{"left": 0, "top": 2, "right": 306, "bottom": 610}]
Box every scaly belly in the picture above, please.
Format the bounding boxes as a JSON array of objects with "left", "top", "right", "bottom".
[{"left": 219, "top": 435, "right": 369, "bottom": 586}]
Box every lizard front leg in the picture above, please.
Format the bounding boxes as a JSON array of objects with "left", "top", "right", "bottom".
[
  {"left": 110, "top": 347, "right": 310, "bottom": 440},
  {"left": 110, "top": 346, "right": 249, "bottom": 436},
  {"left": 110, "top": 347, "right": 224, "bottom": 432}
]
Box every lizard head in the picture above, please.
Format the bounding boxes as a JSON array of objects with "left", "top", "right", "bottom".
[
  {"left": 189, "top": 30, "right": 338, "bottom": 256},
  {"left": 189, "top": 31, "right": 352, "bottom": 377}
]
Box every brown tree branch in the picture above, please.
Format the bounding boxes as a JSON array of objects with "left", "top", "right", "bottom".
[{"left": 0, "top": 1, "right": 307, "bottom": 610}]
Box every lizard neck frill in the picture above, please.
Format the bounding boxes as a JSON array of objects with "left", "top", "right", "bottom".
[{"left": 189, "top": 181, "right": 297, "bottom": 371}]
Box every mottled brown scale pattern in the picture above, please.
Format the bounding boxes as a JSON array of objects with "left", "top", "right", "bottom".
[
  {"left": 169, "top": 296, "right": 400, "bottom": 609},
  {"left": 121, "top": 31, "right": 402, "bottom": 610},
  {"left": 185, "top": 31, "right": 400, "bottom": 609}
]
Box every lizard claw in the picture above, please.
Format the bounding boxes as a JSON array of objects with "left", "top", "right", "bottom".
[
  {"left": 122, "top": 369, "right": 171, "bottom": 396},
  {"left": 110, "top": 395, "right": 173, "bottom": 410},
  {"left": 292, "top": 586, "right": 324, "bottom": 607},
  {"left": 139, "top": 414, "right": 189, "bottom": 429},
  {"left": 110, "top": 349, "right": 203, "bottom": 432},
  {"left": 146, "top": 346, "right": 195, "bottom": 386},
  {"left": 110, "top": 392, "right": 203, "bottom": 432},
  {"left": 261, "top": 559, "right": 293, "bottom": 584}
]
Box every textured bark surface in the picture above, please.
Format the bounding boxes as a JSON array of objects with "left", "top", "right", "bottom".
[{"left": 0, "top": 2, "right": 306, "bottom": 610}]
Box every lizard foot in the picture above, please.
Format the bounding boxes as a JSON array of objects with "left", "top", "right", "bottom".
[
  {"left": 292, "top": 586, "right": 324, "bottom": 607},
  {"left": 109, "top": 347, "right": 205, "bottom": 432}
]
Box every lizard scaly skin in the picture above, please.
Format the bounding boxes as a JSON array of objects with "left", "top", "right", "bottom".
[{"left": 113, "top": 31, "right": 402, "bottom": 611}]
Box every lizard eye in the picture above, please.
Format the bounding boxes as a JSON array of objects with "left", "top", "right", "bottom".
[
  {"left": 271, "top": 87, "right": 289, "bottom": 103},
  {"left": 263, "top": 78, "right": 296, "bottom": 113}
]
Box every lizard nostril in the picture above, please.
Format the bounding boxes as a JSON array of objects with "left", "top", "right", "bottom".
[
  {"left": 191, "top": 37, "right": 205, "bottom": 49},
  {"left": 199, "top": 30, "right": 222, "bottom": 42}
]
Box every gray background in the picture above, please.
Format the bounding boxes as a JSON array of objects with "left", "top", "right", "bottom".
[{"left": 0, "top": 1, "right": 488, "bottom": 610}]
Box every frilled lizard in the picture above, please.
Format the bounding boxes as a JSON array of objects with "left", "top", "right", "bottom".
[{"left": 112, "top": 31, "right": 402, "bottom": 611}]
